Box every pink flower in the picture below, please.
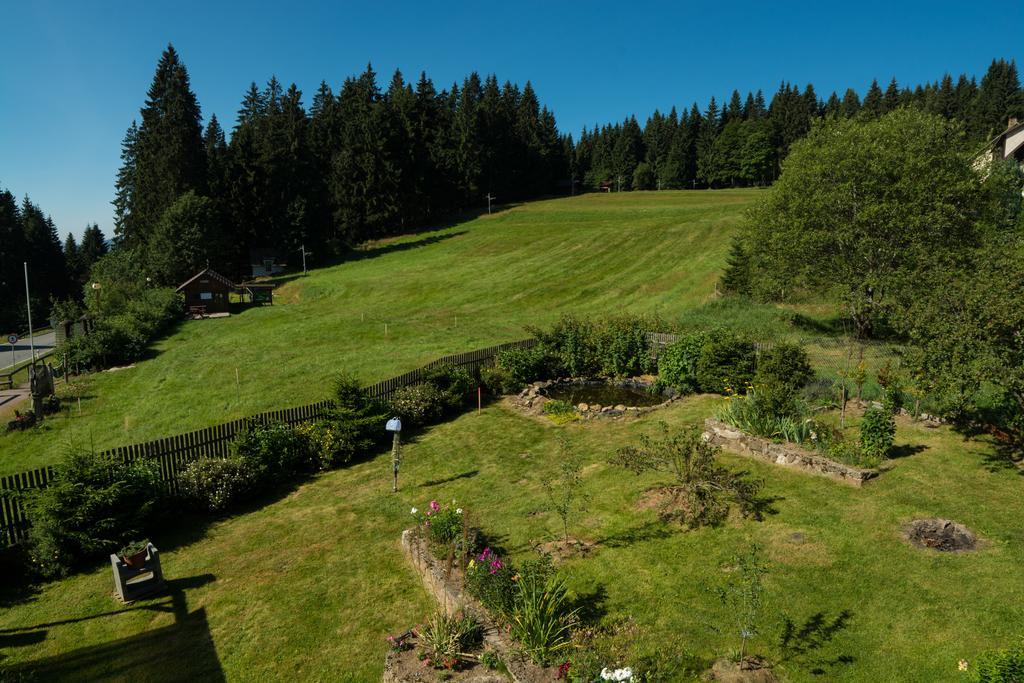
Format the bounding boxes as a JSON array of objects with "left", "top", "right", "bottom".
[
  {"left": 489, "top": 559, "right": 503, "bottom": 575},
  {"left": 478, "top": 548, "right": 492, "bottom": 562},
  {"left": 429, "top": 500, "right": 440, "bottom": 512}
]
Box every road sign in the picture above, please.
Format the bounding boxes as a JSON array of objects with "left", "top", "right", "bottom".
[{"left": 6, "top": 334, "right": 17, "bottom": 345}]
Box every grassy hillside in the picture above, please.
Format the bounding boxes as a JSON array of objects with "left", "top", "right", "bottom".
[{"left": 0, "top": 190, "right": 761, "bottom": 474}]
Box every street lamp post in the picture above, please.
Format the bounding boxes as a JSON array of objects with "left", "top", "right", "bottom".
[{"left": 24, "top": 262, "right": 35, "bottom": 364}]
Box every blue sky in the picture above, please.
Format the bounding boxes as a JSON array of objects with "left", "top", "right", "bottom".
[{"left": 1, "top": 1, "right": 1021, "bottom": 241}]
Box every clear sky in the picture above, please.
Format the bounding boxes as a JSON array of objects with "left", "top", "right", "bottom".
[{"left": 1, "top": 0, "right": 1021, "bottom": 241}]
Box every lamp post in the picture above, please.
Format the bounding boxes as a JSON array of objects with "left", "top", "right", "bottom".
[
  {"left": 91, "top": 281, "right": 102, "bottom": 311},
  {"left": 24, "top": 263, "right": 35, "bottom": 364},
  {"left": 386, "top": 417, "right": 402, "bottom": 492}
]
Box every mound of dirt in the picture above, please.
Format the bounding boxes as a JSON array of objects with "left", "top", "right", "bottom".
[
  {"left": 535, "top": 536, "right": 597, "bottom": 560},
  {"left": 706, "top": 656, "right": 778, "bottom": 683},
  {"left": 905, "top": 518, "right": 978, "bottom": 552}
]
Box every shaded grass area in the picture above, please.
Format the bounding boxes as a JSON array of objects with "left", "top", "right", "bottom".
[
  {"left": 2, "top": 397, "right": 1022, "bottom": 681},
  {"left": 0, "top": 190, "right": 767, "bottom": 474}
]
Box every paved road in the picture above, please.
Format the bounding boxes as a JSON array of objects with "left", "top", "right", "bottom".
[{"left": 1, "top": 331, "right": 56, "bottom": 371}]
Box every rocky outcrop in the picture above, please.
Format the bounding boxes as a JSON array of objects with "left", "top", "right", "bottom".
[{"left": 702, "top": 418, "right": 878, "bottom": 486}]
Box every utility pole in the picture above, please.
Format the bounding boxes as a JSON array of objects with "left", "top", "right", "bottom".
[
  {"left": 486, "top": 193, "right": 496, "bottom": 214},
  {"left": 300, "top": 245, "right": 312, "bottom": 275},
  {"left": 23, "top": 262, "right": 35, "bottom": 365}
]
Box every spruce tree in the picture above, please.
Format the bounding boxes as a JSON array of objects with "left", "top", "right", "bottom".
[
  {"left": 112, "top": 121, "right": 138, "bottom": 245},
  {"left": 973, "top": 59, "right": 1024, "bottom": 139},
  {"left": 862, "top": 79, "right": 885, "bottom": 117},
  {"left": 132, "top": 44, "right": 206, "bottom": 244}
]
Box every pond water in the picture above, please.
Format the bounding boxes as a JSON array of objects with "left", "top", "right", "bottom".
[{"left": 543, "top": 383, "right": 665, "bottom": 407}]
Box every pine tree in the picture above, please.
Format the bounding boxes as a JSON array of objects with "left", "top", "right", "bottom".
[
  {"left": 0, "top": 190, "right": 25, "bottom": 330},
  {"left": 973, "top": 59, "right": 1024, "bottom": 139},
  {"left": 63, "top": 233, "right": 83, "bottom": 293},
  {"left": 840, "top": 88, "right": 861, "bottom": 118},
  {"left": 883, "top": 77, "right": 901, "bottom": 112},
  {"left": 79, "top": 224, "right": 108, "bottom": 267},
  {"left": 112, "top": 121, "right": 138, "bottom": 245},
  {"left": 696, "top": 97, "right": 720, "bottom": 187},
  {"left": 720, "top": 235, "right": 752, "bottom": 295},
  {"left": 132, "top": 44, "right": 206, "bottom": 244},
  {"left": 862, "top": 79, "right": 885, "bottom": 117}
]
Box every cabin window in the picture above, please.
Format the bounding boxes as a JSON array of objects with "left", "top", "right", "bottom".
[{"left": 200, "top": 292, "right": 213, "bottom": 300}]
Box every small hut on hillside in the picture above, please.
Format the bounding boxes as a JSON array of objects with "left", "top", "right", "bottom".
[{"left": 176, "top": 268, "right": 236, "bottom": 317}]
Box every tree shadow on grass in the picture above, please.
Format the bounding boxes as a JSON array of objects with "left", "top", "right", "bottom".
[
  {"left": 568, "top": 583, "right": 608, "bottom": 625},
  {"left": 778, "top": 609, "right": 855, "bottom": 676},
  {"left": 888, "top": 444, "right": 927, "bottom": 459},
  {"left": 598, "top": 520, "right": 676, "bottom": 549},
  {"left": 420, "top": 470, "right": 479, "bottom": 488},
  {"left": 0, "top": 574, "right": 220, "bottom": 681}
]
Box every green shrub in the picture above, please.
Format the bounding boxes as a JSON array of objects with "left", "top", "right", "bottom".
[
  {"left": 593, "top": 315, "right": 655, "bottom": 377},
  {"left": 230, "top": 423, "right": 317, "bottom": 488},
  {"left": 480, "top": 363, "right": 515, "bottom": 395},
  {"left": 389, "top": 383, "right": 445, "bottom": 426},
  {"left": 542, "top": 399, "right": 579, "bottom": 424},
  {"left": 754, "top": 343, "right": 812, "bottom": 417},
  {"left": 465, "top": 547, "right": 518, "bottom": 618},
  {"left": 509, "top": 557, "right": 578, "bottom": 665},
  {"left": 495, "top": 345, "right": 554, "bottom": 389},
  {"left": 179, "top": 457, "right": 256, "bottom": 512},
  {"left": 695, "top": 331, "right": 756, "bottom": 394},
  {"left": 532, "top": 315, "right": 599, "bottom": 377},
  {"left": 968, "top": 639, "right": 1024, "bottom": 682},
  {"left": 329, "top": 373, "right": 390, "bottom": 453},
  {"left": 294, "top": 419, "right": 362, "bottom": 469},
  {"left": 27, "top": 451, "right": 161, "bottom": 577},
  {"left": 859, "top": 407, "right": 895, "bottom": 462},
  {"left": 657, "top": 332, "right": 707, "bottom": 393},
  {"left": 419, "top": 609, "right": 483, "bottom": 670},
  {"left": 422, "top": 364, "right": 474, "bottom": 414}
]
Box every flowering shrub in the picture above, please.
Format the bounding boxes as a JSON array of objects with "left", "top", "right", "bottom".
[
  {"left": 412, "top": 499, "right": 466, "bottom": 547},
  {"left": 389, "top": 383, "right": 445, "bottom": 426},
  {"left": 295, "top": 420, "right": 357, "bottom": 469},
  {"left": 464, "top": 547, "right": 518, "bottom": 618},
  {"left": 179, "top": 457, "right": 256, "bottom": 513}
]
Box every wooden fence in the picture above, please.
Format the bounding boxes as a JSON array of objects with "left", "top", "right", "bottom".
[{"left": 0, "top": 338, "right": 536, "bottom": 546}]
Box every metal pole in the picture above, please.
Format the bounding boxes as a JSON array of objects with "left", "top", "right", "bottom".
[
  {"left": 391, "top": 431, "right": 401, "bottom": 492},
  {"left": 301, "top": 245, "right": 307, "bottom": 275},
  {"left": 24, "top": 262, "right": 35, "bottom": 365}
]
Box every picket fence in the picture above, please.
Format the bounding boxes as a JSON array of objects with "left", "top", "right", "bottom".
[{"left": 0, "top": 338, "right": 537, "bottom": 546}]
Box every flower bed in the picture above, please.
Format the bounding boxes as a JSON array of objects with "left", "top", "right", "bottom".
[
  {"left": 399, "top": 529, "right": 552, "bottom": 683},
  {"left": 702, "top": 418, "right": 878, "bottom": 486}
]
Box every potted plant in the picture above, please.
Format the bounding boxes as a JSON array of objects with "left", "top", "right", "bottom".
[{"left": 119, "top": 539, "right": 150, "bottom": 568}]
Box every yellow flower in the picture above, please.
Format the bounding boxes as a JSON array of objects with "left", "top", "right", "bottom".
[{"left": 468, "top": 559, "right": 476, "bottom": 569}]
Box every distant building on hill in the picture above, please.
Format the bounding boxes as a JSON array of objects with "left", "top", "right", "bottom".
[
  {"left": 980, "top": 117, "right": 1024, "bottom": 170},
  {"left": 176, "top": 268, "right": 235, "bottom": 317},
  {"left": 250, "top": 248, "right": 287, "bottom": 278}
]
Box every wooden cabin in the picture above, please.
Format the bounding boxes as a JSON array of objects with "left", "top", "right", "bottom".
[{"left": 176, "top": 268, "right": 236, "bottom": 317}]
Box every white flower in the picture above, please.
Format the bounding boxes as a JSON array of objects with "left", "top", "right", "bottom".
[
  {"left": 456, "top": 508, "right": 463, "bottom": 514},
  {"left": 958, "top": 660, "right": 968, "bottom": 672},
  {"left": 410, "top": 507, "right": 418, "bottom": 515},
  {"left": 600, "top": 667, "right": 633, "bottom": 682}
]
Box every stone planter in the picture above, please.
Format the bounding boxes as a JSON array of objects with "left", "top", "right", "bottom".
[{"left": 702, "top": 418, "right": 878, "bottom": 486}]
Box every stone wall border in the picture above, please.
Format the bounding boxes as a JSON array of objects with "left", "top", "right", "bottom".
[{"left": 703, "top": 417, "right": 878, "bottom": 486}]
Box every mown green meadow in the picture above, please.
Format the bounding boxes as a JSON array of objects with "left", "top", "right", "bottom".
[
  {"left": 0, "top": 190, "right": 765, "bottom": 474},
  {"left": 2, "top": 396, "right": 1020, "bottom": 681}
]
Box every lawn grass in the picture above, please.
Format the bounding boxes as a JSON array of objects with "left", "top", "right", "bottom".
[
  {"left": 0, "top": 190, "right": 772, "bottom": 474},
  {"left": 2, "top": 397, "right": 1022, "bottom": 681}
]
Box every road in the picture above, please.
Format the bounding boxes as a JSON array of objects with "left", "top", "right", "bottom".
[{"left": 1, "top": 331, "right": 56, "bottom": 371}]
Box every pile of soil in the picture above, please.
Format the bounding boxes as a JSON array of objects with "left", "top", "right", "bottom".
[
  {"left": 705, "top": 656, "right": 778, "bottom": 682},
  {"left": 905, "top": 518, "right": 978, "bottom": 552},
  {"left": 535, "top": 536, "right": 598, "bottom": 560}
]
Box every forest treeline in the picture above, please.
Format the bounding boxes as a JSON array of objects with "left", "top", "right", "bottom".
[
  {"left": 576, "top": 59, "right": 1024, "bottom": 191},
  {"left": 3, "top": 47, "right": 1022, "bottom": 333}
]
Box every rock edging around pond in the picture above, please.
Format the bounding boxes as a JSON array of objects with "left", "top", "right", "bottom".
[
  {"left": 514, "top": 378, "right": 676, "bottom": 420},
  {"left": 703, "top": 418, "right": 878, "bottom": 486},
  {"left": 392, "top": 529, "right": 553, "bottom": 683}
]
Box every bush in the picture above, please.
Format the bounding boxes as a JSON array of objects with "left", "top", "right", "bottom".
[
  {"left": 295, "top": 419, "right": 362, "bottom": 469},
  {"left": 411, "top": 499, "right": 467, "bottom": 549},
  {"left": 389, "top": 383, "right": 445, "bottom": 426},
  {"left": 657, "top": 332, "right": 707, "bottom": 393},
  {"left": 465, "top": 547, "right": 519, "bottom": 618},
  {"left": 422, "top": 364, "right": 474, "bottom": 414},
  {"left": 230, "top": 422, "right": 317, "bottom": 488},
  {"left": 859, "top": 407, "right": 895, "bottom": 463},
  {"left": 179, "top": 457, "right": 256, "bottom": 513},
  {"left": 328, "top": 373, "right": 390, "bottom": 454},
  {"left": 968, "top": 639, "right": 1024, "bottom": 682},
  {"left": 419, "top": 609, "right": 483, "bottom": 670},
  {"left": 531, "top": 315, "right": 599, "bottom": 378},
  {"left": 592, "top": 315, "right": 655, "bottom": 377},
  {"left": 480, "top": 363, "right": 515, "bottom": 396},
  {"left": 494, "top": 345, "right": 554, "bottom": 390},
  {"left": 695, "top": 331, "right": 756, "bottom": 394},
  {"left": 508, "top": 556, "right": 578, "bottom": 665},
  {"left": 27, "top": 450, "right": 160, "bottom": 578},
  {"left": 754, "top": 343, "right": 812, "bottom": 417}
]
